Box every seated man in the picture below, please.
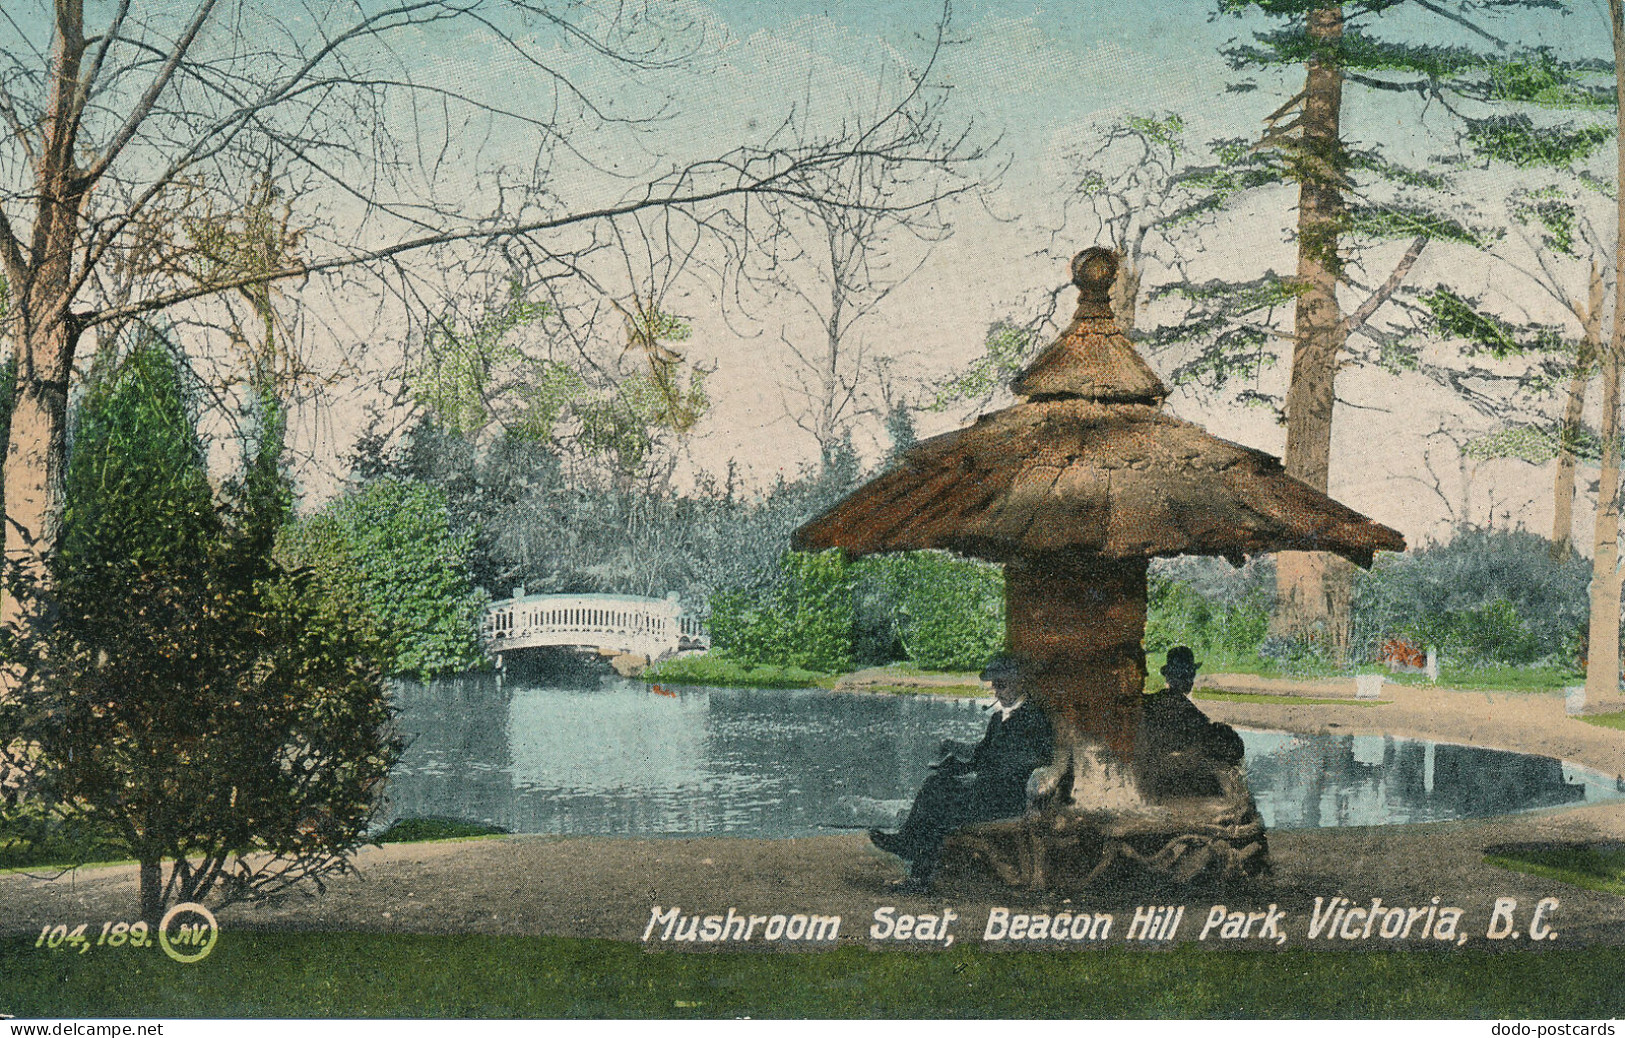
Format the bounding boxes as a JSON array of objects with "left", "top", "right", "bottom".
[
  {"left": 869, "top": 653, "right": 1052, "bottom": 889},
  {"left": 1137, "top": 646, "right": 1245, "bottom": 800}
]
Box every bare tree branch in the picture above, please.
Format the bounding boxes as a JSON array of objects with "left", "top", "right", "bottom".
[{"left": 1342, "top": 234, "right": 1429, "bottom": 338}]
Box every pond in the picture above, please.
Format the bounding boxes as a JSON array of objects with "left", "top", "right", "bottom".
[{"left": 383, "top": 674, "right": 1624, "bottom": 838}]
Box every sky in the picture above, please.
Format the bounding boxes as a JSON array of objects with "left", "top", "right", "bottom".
[
  {"left": 605, "top": 0, "right": 1617, "bottom": 549},
  {"left": 5, "top": 0, "right": 1618, "bottom": 545}
]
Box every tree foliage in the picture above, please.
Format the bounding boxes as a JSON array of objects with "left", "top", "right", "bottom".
[
  {"left": 1352, "top": 526, "right": 1590, "bottom": 665},
  {"left": 0, "top": 338, "right": 396, "bottom": 922},
  {"left": 278, "top": 478, "right": 488, "bottom": 681},
  {"left": 710, "top": 550, "right": 856, "bottom": 673},
  {"left": 854, "top": 552, "right": 1006, "bottom": 671}
]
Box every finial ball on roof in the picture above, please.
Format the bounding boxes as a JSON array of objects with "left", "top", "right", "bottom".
[{"left": 1072, "top": 247, "right": 1118, "bottom": 299}]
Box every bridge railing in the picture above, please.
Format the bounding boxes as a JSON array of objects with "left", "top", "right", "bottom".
[{"left": 482, "top": 593, "right": 707, "bottom": 659}]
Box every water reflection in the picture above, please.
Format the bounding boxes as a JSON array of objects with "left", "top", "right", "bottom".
[
  {"left": 384, "top": 675, "right": 1620, "bottom": 838},
  {"left": 1242, "top": 731, "right": 1597, "bottom": 828},
  {"left": 387, "top": 674, "right": 988, "bottom": 838}
]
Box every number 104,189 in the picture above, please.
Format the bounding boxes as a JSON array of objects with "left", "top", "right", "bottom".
[{"left": 35, "top": 920, "right": 152, "bottom": 952}]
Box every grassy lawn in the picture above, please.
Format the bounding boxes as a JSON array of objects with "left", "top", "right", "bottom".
[
  {"left": 374, "top": 818, "right": 508, "bottom": 844},
  {"left": 2, "top": 816, "right": 507, "bottom": 874},
  {"left": 647, "top": 650, "right": 1587, "bottom": 698},
  {"left": 3, "top": 932, "right": 1623, "bottom": 1018},
  {"left": 643, "top": 652, "right": 835, "bottom": 689},
  {"left": 1191, "top": 691, "right": 1384, "bottom": 707},
  {"left": 0, "top": 809, "right": 131, "bottom": 873},
  {"left": 1581, "top": 711, "right": 1625, "bottom": 732},
  {"left": 852, "top": 682, "right": 985, "bottom": 696},
  {"left": 1382, "top": 665, "right": 1579, "bottom": 693},
  {"left": 1485, "top": 844, "right": 1625, "bottom": 897},
  {"left": 1170, "top": 657, "right": 1578, "bottom": 694}
]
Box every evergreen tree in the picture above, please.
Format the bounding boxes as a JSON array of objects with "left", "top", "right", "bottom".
[
  {"left": 60, "top": 333, "right": 218, "bottom": 585},
  {"left": 1211, "top": 0, "right": 1605, "bottom": 649},
  {"left": 2, "top": 333, "right": 396, "bottom": 924}
]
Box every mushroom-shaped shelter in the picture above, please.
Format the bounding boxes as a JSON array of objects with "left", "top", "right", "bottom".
[{"left": 795, "top": 248, "right": 1405, "bottom": 884}]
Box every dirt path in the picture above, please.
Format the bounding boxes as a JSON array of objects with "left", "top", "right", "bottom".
[{"left": 4, "top": 680, "right": 1624, "bottom": 948}]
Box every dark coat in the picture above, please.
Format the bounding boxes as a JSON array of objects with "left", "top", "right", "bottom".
[
  {"left": 1136, "top": 689, "right": 1245, "bottom": 798},
  {"left": 889, "top": 701, "right": 1054, "bottom": 877},
  {"left": 937, "top": 702, "right": 1054, "bottom": 819}
]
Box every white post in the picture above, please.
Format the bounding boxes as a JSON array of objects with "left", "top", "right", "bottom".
[
  {"left": 1565, "top": 685, "right": 1586, "bottom": 716},
  {"left": 1425, "top": 648, "right": 1438, "bottom": 683}
]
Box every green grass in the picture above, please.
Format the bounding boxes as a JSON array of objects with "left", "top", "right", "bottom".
[
  {"left": 374, "top": 818, "right": 508, "bottom": 844},
  {"left": 851, "top": 683, "right": 985, "bottom": 697},
  {"left": 1484, "top": 844, "right": 1625, "bottom": 896},
  {"left": 0, "top": 809, "right": 129, "bottom": 872},
  {"left": 1186, "top": 657, "right": 1576, "bottom": 693},
  {"left": 1190, "top": 691, "right": 1384, "bottom": 707},
  {"left": 1, "top": 815, "right": 507, "bottom": 873},
  {"left": 653, "top": 651, "right": 1584, "bottom": 698},
  {"left": 855, "top": 662, "right": 978, "bottom": 680},
  {"left": 1580, "top": 711, "right": 1625, "bottom": 732},
  {"left": 2, "top": 933, "right": 1623, "bottom": 1018},
  {"left": 1383, "top": 665, "right": 1578, "bottom": 693},
  {"left": 643, "top": 652, "right": 835, "bottom": 689}
]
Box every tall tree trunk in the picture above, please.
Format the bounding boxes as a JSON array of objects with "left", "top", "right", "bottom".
[
  {"left": 1586, "top": 340, "right": 1621, "bottom": 708},
  {"left": 1552, "top": 362, "right": 1588, "bottom": 557},
  {"left": 1272, "top": 3, "right": 1352, "bottom": 652},
  {"left": 3, "top": 320, "right": 76, "bottom": 629},
  {"left": 1587, "top": 0, "right": 1625, "bottom": 713},
  {"left": 1551, "top": 263, "right": 1604, "bottom": 559},
  {"left": 2, "top": 0, "right": 90, "bottom": 637},
  {"left": 1110, "top": 253, "right": 1143, "bottom": 334}
]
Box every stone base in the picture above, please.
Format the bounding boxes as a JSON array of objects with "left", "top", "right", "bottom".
[
  {"left": 940, "top": 774, "right": 1268, "bottom": 891},
  {"left": 609, "top": 653, "right": 650, "bottom": 677}
]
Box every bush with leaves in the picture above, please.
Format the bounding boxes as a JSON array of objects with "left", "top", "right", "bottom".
[
  {"left": 0, "top": 338, "right": 397, "bottom": 924},
  {"left": 713, "top": 549, "right": 1006, "bottom": 674},
  {"left": 1351, "top": 526, "right": 1589, "bottom": 665},
  {"left": 1144, "top": 557, "right": 1273, "bottom": 663},
  {"left": 709, "top": 550, "right": 855, "bottom": 673},
  {"left": 853, "top": 552, "right": 1005, "bottom": 671},
  {"left": 279, "top": 478, "right": 488, "bottom": 680}
]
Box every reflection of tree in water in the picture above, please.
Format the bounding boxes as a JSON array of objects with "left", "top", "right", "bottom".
[
  {"left": 385, "top": 677, "right": 987, "bottom": 838},
  {"left": 384, "top": 673, "right": 516, "bottom": 830},
  {"left": 1431, "top": 744, "right": 1586, "bottom": 816},
  {"left": 695, "top": 688, "right": 985, "bottom": 836},
  {"left": 1243, "top": 732, "right": 1587, "bottom": 829},
  {"left": 387, "top": 686, "right": 1599, "bottom": 838}
]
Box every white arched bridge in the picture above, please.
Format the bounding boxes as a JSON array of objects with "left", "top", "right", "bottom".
[{"left": 482, "top": 592, "right": 708, "bottom": 663}]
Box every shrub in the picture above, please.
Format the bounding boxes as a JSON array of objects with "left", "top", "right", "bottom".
[
  {"left": 1, "top": 340, "right": 397, "bottom": 923},
  {"left": 1351, "top": 526, "right": 1588, "bottom": 665},
  {"left": 1145, "top": 557, "right": 1273, "bottom": 662},
  {"left": 1256, "top": 634, "right": 1336, "bottom": 675},
  {"left": 279, "top": 478, "right": 488, "bottom": 680},
  {"left": 713, "top": 550, "right": 1006, "bottom": 675},
  {"left": 708, "top": 550, "right": 855, "bottom": 672},
  {"left": 876, "top": 552, "right": 1005, "bottom": 671}
]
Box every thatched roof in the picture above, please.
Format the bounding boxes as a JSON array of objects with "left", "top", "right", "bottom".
[{"left": 793, "top": 249, "right": 1405, "bottom": 567}]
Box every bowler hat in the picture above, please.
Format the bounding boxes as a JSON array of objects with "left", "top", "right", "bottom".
[
  {"left": 1159, "top": 646, "right": 1201, "bottom": 679},
  {"left": 979, "top": 653, "right": 1024, "bottom": 683}
]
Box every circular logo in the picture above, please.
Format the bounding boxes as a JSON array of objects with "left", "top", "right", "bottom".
[{"left": 158, "top": 902, "right": 219, "bottom": 963}]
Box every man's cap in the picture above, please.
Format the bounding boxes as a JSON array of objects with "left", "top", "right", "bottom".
[{"left": 1159, "top": 645, "right": 1201, "bottom": 678}]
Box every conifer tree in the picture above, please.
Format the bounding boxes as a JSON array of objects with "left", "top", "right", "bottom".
[
  {"left": 1213, "top": 0, "right": 1607, "bottom": 650},
  {"left": 2, "top": 333, "right": 395, "bottom": 924}
]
